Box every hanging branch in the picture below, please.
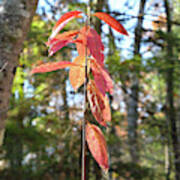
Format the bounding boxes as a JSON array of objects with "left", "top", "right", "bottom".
[{"left": 31, "top": 5, "right": 128, "bottom": 180}]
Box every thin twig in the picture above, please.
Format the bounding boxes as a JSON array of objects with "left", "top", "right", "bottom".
[
  {"left": 81, "top": 5, "right": 91, "bottom": 180},
  {"left": 0, "top": 62, "right": 8, "bottom": 73}
]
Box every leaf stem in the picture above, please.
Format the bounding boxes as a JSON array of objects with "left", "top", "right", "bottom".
[{"left": 81, "top": 5, "right": 91, "bottom": 180}]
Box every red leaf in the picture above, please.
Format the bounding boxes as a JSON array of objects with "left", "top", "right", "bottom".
[
  {"left": 48, "top": 40, "right": 71, "bottom": 56},
  {"left": 91, "top": 59, "right": 113, "bottom": 96},
  {"left": 93, "top": 12, "right": 128, "bottom": 36},
  {"left": 49, "top": 11, "right": 82, "bottom": 39},
  {"left": 69, "top": 56, "right": 86, "bottom": 91},
  {"left": 75, "top": 27, "right": 104, "bottom": 65},
  {"left": 86, "top": 123, "right": 109, "bottom": 171},
  {"left": 87, "top": 80, "right": 111, "bottom": 126},
  {"left": 47, "top": 30, "right": 79, "bottom": 56},
  {"left": 87, "top": 28, "right": 104, "bottom": 65},
  {"left": 31, "top": 61, "right": 82, "bottom": 74}
]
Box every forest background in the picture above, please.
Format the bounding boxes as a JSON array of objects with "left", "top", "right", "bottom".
[{"left": 0, "top": 0, "right": 180, "bottom": 179}]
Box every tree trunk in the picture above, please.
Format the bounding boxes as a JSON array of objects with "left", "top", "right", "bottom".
[
  {"left": 127, "top": 0, "right": 146, "bottom": 163},
  {"left": 0, "top": 0, "right": 38, "bottom": 145},
  {"left": 164, "top": 0, "right": 180, "bottom": 179}
]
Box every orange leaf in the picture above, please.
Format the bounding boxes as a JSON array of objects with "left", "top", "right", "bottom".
[
  {"left": 47, "top": 30, "right": 79, "bottom": 56},
  {"left": 49, "top": 11, "right": 82, "bottom": 39},
  {"left": 75, "top": 26, "right": 104, "bottom": 65},
  {"left": 93, "top": 12, "right": 128, "bottom": 36},
  {"left": 103, "top": 95, "right": 111, "bottom": 123},
  {"left": 31, "top": 61, "right": 82, "bottom": 74},
  {"left": 91, "top": 59, "right": 113, "bottom": 96},
  {"left": 69, "top": 56, "right": 86, "bottom": 91},
  {"left": 55, "top": 30, "right": 79, "bottom": 40},
  {"left": 86, "top": 123, "right": 109, "bottom": 171},
  {"left": 75, "top": 26, "right": 90, "bottom": 57},
  {"left": 87, "top": 80, "right": 111, "bottom": 126},
  {"left": 47, "top": 30, "right": 79, "bottom": 46}
]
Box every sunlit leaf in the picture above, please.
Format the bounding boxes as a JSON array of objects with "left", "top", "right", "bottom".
[
  {"left": 102, "top": 95, "right": 111, "bottom": 122},
  {"left": 49, "top": 11, "right": 82, "bottom": 39},
  {"left": 86, "top": 123, "right": 109, "bottom": 171},
  {"left": 31, "top": 61, "right": 82, "bottom": 74},
  {"left": 69, "top": 56, "right": 86, "bottom": 91},
  {"left": 93, "top": 12, "right": 128, "bottom": 36}
]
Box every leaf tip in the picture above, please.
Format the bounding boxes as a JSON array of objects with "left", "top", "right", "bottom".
[
  {"left": 102, "top": 166, "right": 109, "bottom": 173},
  {"left": 123, "top": 29, "right": 129, "bottom": 36}
]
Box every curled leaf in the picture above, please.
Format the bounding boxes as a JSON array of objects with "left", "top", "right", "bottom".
[
  {"left": 91, "top": 59, "right": 113, "bottom": 96},
  {"left": 93, "top": 12, "right": 128, "bottom": 36},
  {"left": 49, "top": 11, "right": 82, "bottom": 39},
  {"left": 47, "top": 30, "right": 79, "bottom": 56},
  {"left": 86, "top": 123, "right": 109, "bottom": 171},
  {"left": 87, "top": 80, "right": 111, "bottom": 126},
  {"left": 31, "top": 61, "right": 82, "bottom": 74},
  {"left": 48, "top": 40, "right": 71, "bottom": 56}
]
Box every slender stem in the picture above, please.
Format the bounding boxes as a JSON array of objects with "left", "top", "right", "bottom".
[{"left": 81, "top": 5, "right": 91, "bottom": 180}]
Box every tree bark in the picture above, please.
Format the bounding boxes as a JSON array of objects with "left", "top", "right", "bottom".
[
  {"left": 0, "top": 0, "right": 38, "bottom": 145},
  {"left": 127, "top": 0, "right": 146, "bottom": 163},
  {"left": 164, "top": 0, "right": 180, "bottom": 179}
]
